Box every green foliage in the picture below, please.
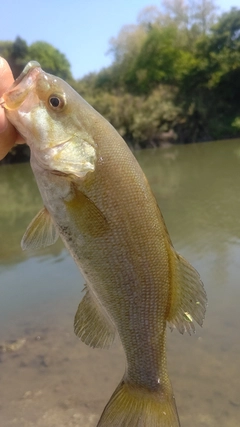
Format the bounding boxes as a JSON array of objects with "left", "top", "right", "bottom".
[
  {"left": 79, "top": 0, "right": 233, "bottom": 145},
  {"left": 26, "top": 41, "right": 72, "bottom": 80},
  {"left": 94, "top": 24, "right": 148, "bottom": 92},
  {"left": 232, "top": 117, "right": 240, "bottom": 130},
  {"left": 11, "top": 37, "right": 28, "bottom": 61},
  {"left": 178, "top": 7, "right": 240, "bottom": 141},
  {"left": 0, "top": 37, "right": 28, "bottom": 77},
  {"left": 123, "top": 24, "right": 197, "bottom": 94},
  {"left": 0, "top": 41, "right": 12, "bottom": 58},
  {"left": 83, "top": 86, "right": 180, "bottom": 148},
  {"left": 1, "top": 1, "right": 240, "bottom": 149},
  {"left": 0, "top": 37, "right": 72, "bottom": 80}
]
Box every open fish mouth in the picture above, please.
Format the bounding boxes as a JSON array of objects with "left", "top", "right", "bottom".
[
  {"left": 12, "top": 61, "right": 41, "bottom": 88},
  {"left": 1, "top": 61, "right": 42, "bottom": 111}
]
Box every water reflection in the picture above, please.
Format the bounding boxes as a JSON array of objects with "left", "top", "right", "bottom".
[
  {"left": 136, "top": 140, "right": 240, "bottom": 251},
  {"left": 0, "top": 140, "right": 240, "bottom": 426}
]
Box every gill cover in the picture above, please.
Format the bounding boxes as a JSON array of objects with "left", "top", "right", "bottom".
[{"left": 45, "top": 134, "right": 97, "bottom": 178}]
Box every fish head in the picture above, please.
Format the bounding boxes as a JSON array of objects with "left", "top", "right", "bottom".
[{"left": 1, "top": 61, "right": 97, "bottom": 178}]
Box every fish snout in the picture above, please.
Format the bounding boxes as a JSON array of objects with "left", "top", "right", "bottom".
[{"left": 1, "top": 62, "right": 42, "bottom": 111}]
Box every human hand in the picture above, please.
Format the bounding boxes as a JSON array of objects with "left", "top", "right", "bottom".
[{"left": 0, "top": 58, "right": 24, "bottom": 160}]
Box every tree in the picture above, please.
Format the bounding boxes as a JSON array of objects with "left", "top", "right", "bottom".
[
  {"left": 122, "top": 24, "right": 197, "bottom": 94},
  {"left": 190, "top": 0, "right": 218, "bottom": 34},
  {"left": 178, "top": 7, "right": 240, "bottom": 140},
  {"left": 27, "top": 41, "right": 72, "bottom": 80},
  {"left": 94, "top": 25, "right": 147, "bottom": 92},
  {"left": 0, "top": 37, "right": 28, "bottom": 78},
  {"left": 162, "top": 0, "right": 189, "bottom": 28},
  {"left": 0, "top": 41, "right": 12, "bottom": 62},
  {"left": 0, "top": 37, "right": 72, "bottom": 80},
  {"left": 137, "top": 6, "right": 162, "bottom": 27},
  {"left": 161, "top": 0, "right": 217, "bottom": 33}
]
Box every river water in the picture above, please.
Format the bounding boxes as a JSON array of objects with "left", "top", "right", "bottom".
[{"left": 0, "top": 140, "right": 239, "bottom": 426}]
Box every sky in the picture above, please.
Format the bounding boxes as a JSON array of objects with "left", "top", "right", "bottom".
[{"left": 1, "top": 0, "right": 239, "bottom": 79}]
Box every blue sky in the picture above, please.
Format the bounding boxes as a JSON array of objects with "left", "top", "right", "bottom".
[{"left": 1, "top": 0, "right": 239, "bottom": 79}]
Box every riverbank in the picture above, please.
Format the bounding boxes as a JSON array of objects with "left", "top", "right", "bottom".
[{"left": 1, "top": 305, "right": 239, "bottom": 427}]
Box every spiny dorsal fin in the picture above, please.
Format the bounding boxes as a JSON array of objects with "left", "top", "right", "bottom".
[
  {"left": 167, "top": 249, "right": 207, "bottom": 334},
  {"left": 74, "top": 287, "right": 116, "bottom": 348},
  {"left": 21, "top": 207, "right": 59, "bottom": 250}
]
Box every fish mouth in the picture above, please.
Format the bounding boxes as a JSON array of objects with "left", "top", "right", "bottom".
[
  {"left": 0, "top": 61, "right": 42, "bottom": 111},
  {"left": 12, "top": 61, "right": 41, "bottom": 88}
]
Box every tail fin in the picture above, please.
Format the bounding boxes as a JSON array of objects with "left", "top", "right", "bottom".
[{"left": 97, "top": 379, "right": 180, "bottom": 427}]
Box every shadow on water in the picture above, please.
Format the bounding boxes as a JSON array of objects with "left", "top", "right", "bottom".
[{"left": 0, "top": 140, "right": 240, "bottom": 426}]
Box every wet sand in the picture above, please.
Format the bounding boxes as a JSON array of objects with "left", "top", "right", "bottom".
[
  {"left": 0, "top": 297, "right": 239, "bottom": 427},
  {"left": 0, "top": 313, "right": 125, "bottom": 427}
]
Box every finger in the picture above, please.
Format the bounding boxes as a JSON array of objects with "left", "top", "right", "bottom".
[
  {"left": 0, "top": 57, "right": 24, "bottom": 160},
  {"left": 0, "top": 122, "right": 18, "bottom": 159},
  {"left": 0, "top": 57, "right": 14, "bottom": 95},
  {"left": 0, "top": 57, "right": 14, "bottom": 133},
  {"left": 0, "top": 57, "right": 15, "bottom": 137},
  {"left": 0, "top": 105, "right": 8, "bottom": 132}
]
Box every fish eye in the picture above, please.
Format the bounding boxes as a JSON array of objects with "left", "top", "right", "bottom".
[{"left": 48, "top": 95, "right": 65, "bottom": 110}]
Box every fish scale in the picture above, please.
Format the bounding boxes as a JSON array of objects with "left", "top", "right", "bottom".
[{"left": 1, "top": 61, "right": 207, "bottom": 427}]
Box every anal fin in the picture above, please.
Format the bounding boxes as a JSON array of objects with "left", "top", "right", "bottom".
[
  {"left": 74, "top": 288, "right": 116, "bottom": 348},
  {"left": 167, "top": 249, "right": 207, "bottom": 334}
]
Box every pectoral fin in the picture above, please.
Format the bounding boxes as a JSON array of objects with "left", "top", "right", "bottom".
[
  {"left": 21, "top": 207, "right": 59, "bottom": 250},
  {"left": 74, "top": 288, "right": 116, "bottom": 348},
  {"left": 64, "top": 185, "right": 108, "bottom": 238},
  {"left": 167, "top": 248, "right": 207, "bottom": 334}
]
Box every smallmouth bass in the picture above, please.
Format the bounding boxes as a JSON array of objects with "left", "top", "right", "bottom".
[{"left": 1, "top": 61, "right": 207, "bottom": 427}]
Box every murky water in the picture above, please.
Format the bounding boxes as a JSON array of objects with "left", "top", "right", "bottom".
[{"left": 0, "top": 140, "right": 240, "bottom": 426}]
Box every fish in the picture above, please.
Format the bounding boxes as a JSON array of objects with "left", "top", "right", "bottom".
[{"left": 1, "top": 61, "right": 207, "bottom": 427}]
